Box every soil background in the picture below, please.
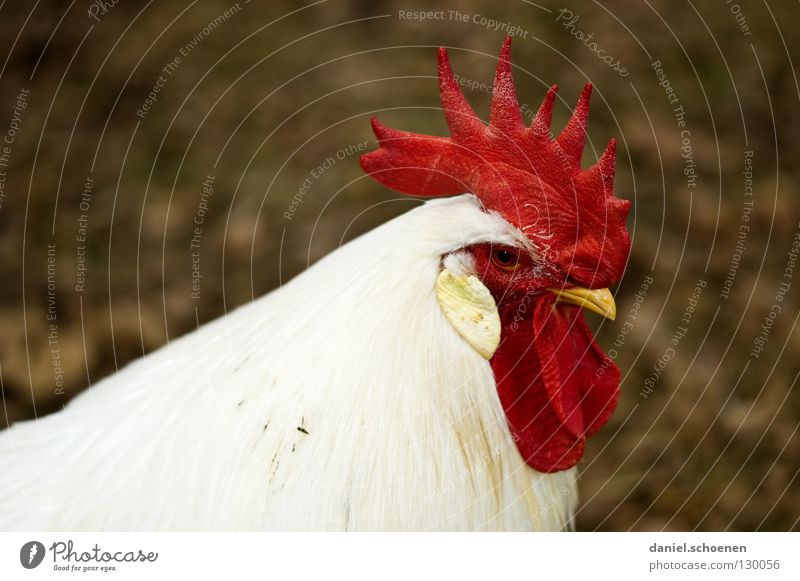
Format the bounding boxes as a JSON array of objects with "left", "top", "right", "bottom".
[{"left": 0, "top": 0, "right": 798, "bottom": 531}]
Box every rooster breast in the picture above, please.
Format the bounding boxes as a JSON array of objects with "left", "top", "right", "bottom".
[{"left": 0, "top": 195, "right": 576, "bottom": 531}]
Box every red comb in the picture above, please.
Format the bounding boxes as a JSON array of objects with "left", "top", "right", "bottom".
[{"left": 361, "top": 37, "right": 630, "bottom": 287}]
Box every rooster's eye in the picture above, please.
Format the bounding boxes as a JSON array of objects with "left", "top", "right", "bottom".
[{"left": 491, "top": 249, "right": 520, "bottom": 271}]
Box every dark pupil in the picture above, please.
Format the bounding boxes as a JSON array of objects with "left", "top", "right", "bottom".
[{"left": 496, "top": 250, "right": 514, "bottom": 264}]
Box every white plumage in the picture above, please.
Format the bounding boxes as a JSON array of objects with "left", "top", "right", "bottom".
[{"left": 0, "top": 195, "right": 576, "bottom": 531}]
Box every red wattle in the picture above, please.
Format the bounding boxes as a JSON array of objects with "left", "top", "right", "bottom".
[{"left": 491, "top": 296, "right": 620, "bottom": 473}]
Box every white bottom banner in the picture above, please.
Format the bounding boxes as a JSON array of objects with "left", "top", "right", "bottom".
[{"left": 1, "top": 532, "right": 797, "bottom": 580}]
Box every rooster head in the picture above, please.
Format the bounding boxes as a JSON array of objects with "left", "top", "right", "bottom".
[{"left": 360, "top": 38, "right": 631, "bottom": 473}]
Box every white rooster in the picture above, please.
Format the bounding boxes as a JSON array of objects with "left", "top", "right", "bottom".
[{"left": 0, "top": 38, "right": 630, "bottom": 531}]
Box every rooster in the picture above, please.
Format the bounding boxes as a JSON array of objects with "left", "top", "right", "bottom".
[{"left": 0, "top": 38, "right": 629, "bottom": 531}]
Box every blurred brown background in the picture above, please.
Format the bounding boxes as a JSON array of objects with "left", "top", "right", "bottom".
[{"left": 0, "top": 0, "right": 798, "bottom": 531}]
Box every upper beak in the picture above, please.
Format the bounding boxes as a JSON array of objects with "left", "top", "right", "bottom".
[{"left": 547, "top": 286, "right": 617, "bottom": 320}]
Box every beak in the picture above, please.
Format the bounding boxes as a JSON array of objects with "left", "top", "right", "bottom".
[{"left": 547, "top": 287, "right": 617, "bottom": 320}]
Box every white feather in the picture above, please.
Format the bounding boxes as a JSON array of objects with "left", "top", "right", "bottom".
[{"left": 0, "top": 194, "right": 576, "bottom": 531}]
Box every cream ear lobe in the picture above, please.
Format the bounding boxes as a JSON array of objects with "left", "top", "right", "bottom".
[{"left": 435, "top": 268, "right": 501, "bottom": 360}]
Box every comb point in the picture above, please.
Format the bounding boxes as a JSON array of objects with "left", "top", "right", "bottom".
[{"left": 556, "top": 83, "right": 593, "bottom": 167}]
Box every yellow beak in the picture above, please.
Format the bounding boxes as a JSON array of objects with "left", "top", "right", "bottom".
[{"left": 547, "top": 287, "right": 617, "bottom": 320}]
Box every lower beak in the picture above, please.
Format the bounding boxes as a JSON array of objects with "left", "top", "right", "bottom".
[{"left": 547, "top": 286, "right": 617, "bottom": 320}]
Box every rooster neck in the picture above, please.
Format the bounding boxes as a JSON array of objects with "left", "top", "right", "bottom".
[
  {"left": 0, "top": 195, "right": 578, "bottom": 531},
  {"left": 226, "top": 196, "right": 581, "bottom": 529}
]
